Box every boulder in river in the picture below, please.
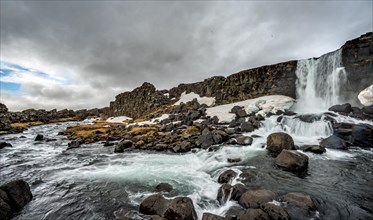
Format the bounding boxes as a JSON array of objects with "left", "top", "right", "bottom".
[
  {"left": 0, "top": 142, "right": 12, "bottom": 149},
  {"left": 328, "top": 103, "right": 352, "bottom": 114},
  {"left": 261, "top": 203, "right": 290, "bottom": 220},
  {"left": 0, "top": 180, "right": 33, "bottom": 220},
  {"left": 238, "top": 189, "right": 276, "bottom": 209},
  {"left": 217, "top": 169, "right": 237, "bottom": 184},
  {"left": 282, "top": 192, "right": 316, "bottom": 210},
  {"left": 163, "top": 197, "right": 197, "bottom": 220},
  {"left": 350, "top": 124, "right": 373, "bottom": 148},
  {"left": 34, "top": 134, "right": 44, "bottom": 141},
  {"left": 67, "top": 139, "right": 83, "bottom": 150},
  {"left": 266, "top": 132, "right": 295, "bottom": 155},
  {"left": 139, "top": 194, "right": 170, "bottom": 216},
  {"left": 320, "top": 135, "right": 347, "bottom": 150},
  {"left": 275, "top": 150, "right": 309, "bottom": 172},
  {"left": 217, "top": 183, "right": 232, "bottom": 205},
  {"left": 301, "top": 145, "right": 326, "bottom": 154},
  {"left": 155, "top": 183, "right": 173, "bottom": 193},
  {"left": 236, "top": 135, "right": 253, "bottom": 145}
]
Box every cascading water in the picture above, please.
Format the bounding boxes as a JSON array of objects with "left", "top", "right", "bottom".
[{"left": 294, "top": 49, "right": 347, "bottom": 113}]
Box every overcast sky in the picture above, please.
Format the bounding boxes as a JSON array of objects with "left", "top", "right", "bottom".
[{"left": 0, "top": 1, "right": 372, "bottom": 111}]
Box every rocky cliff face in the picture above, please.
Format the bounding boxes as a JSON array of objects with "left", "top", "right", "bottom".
[
  {"left": 108, "top": 33, "right": 372, "bottom": 119},
  {"left": 341, "top": 32, "right": 373, "bottom": 106},
  {"left": 110, "top": 82, "right": 170, "bottom": 118}
]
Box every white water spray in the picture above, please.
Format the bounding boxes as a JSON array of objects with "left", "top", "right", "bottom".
[{"left": 294, "top": 49, "right": 347, "bottom": 113}]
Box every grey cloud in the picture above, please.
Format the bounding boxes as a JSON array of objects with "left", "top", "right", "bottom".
[{"left": 1, "top": 1, "right": 372, "bottom": 110}]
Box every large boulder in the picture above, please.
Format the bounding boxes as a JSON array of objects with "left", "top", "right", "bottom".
[
  {"left": 266, "top": 132, "right": 295, "bottom": 155},
  {"left": 237, "top": 209, "right": 270, "bottom": 220},
  {"left": 0, "top": 180, "right": 33, "bottom": 220},
  {"left": 217, "top": 170, "right": 237, "bottom": 184},
  {"left": 350, "top": 124, "right": 373, "bottom": 148},
  {"left": 195, "top": 132, "right": 214, "bottom": 149},
  {"left": 163, "top": 197, "right": 197, "bottom": 220},
  {"left": 238, "top": 189, "right": 276, "bottom": 209},
  {"left": 320, "top": 135, "right": 347, "bottom": 150},
  {"left": 283, "top": 192, "right": 316, "bottom": 210},
  {"left": 139, "top": 194, "right": 170, "bottom": 216},
  {"left": 358, "top": 84, "right": 373, "bottom": 106},
  {"left": 0, "top": 142, "right": 12, "bottom": 149},
  {"left": 328, "top": 103, "right": 352, "bottom": 114},
  {"left": 275, "top": 150, "right": 309, "bottom": 172}
]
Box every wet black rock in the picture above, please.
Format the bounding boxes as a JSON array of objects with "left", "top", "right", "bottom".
[
  {"left": 275, "top": 150, "right": 309, "bottom": 172},
  {"left": 155, "top": 183, "right": 173, "bottom": 193},
  {"left": 217, "top": 169, "right": 237, "bottom": 184},
  {"left": 240, "top": 122, "right": 255, "bottom": 132},
  {"left": 320, "top": 135, "right": 347, "bottom": 150},
  {"left": 237, "top": 208, "right": 270, "bottom": 220},
  {"left": 34, "top": 134, "right": 44, "bottom": 141},
  {"left": 195, "top": 132, "right": 214, "bottom": 149},
  {"left": 0, "top": 180, "right": 33, "bottom": 220},
  {"left": 362, "top": 105, "right": 373, "bottom": 115},
  {"left": 266, "top": 132, "right": 295, "bottom": 155},
  {"left": 231, "top": 183, "right": 247, "bottom": 201},
  {"left": 238, "top": 189, "right": 276, "bottom": 209},
  {"left": 328, "top": 103, "right": 353, "bottom": 114},
  {"left": 202, "top": 213, "right": 225, "bottom": 220},
  {"left": 295, "top": 114, "right": 322, "bottom": 123},
  {"left": 114, "top": 140, "right": 133, "bottom": 153},
  {"left": 163, "top": 197, "right": 197, "bottom": 220},
  {"left": 227, "top": 158, "right": 241, "bottom": 163},
  {"left": 173, "top": 141, "right": 195, "bottom": 153},
  {"left": 0, "top": 142, "right": 12, "bottom": 149},
  {"left": 301, "top": 145, "right": 326, "bottom": 154}
]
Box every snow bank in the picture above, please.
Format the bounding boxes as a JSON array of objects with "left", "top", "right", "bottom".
[
  {"left": 173, "top": 92, "right": 215, "bottom": 107},
  {"left": 358, "top": 84, "right": 373, "bottom": 106},
  {"left": 206, "top": 95, "right": 295, "bottom": 123},
  {"left": 128, "top": 114, "right": 170, "bottom": 126},
  {"left": 106, "top": 116, "right": 132, "bottom": 123}
]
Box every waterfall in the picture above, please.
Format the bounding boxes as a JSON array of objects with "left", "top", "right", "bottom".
[{"left": 294, "top": 49, "right": 347, "bottom": 113}]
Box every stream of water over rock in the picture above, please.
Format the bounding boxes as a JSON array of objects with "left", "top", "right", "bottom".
[{"left": 1, "top": 50, "right": 373, "bottom": 220}]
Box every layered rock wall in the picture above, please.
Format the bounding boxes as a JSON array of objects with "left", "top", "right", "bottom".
[{"left": 341, "top": 32, "right": 373, "bottom": 106}]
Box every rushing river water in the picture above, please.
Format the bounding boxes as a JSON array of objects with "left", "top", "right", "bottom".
[{"left": 1, "top": 115, "right": 373, "bottom": 220}]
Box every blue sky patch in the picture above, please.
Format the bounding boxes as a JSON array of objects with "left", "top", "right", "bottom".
[{"left": 0, "top": 81, "right": 21, "bottom": 92}]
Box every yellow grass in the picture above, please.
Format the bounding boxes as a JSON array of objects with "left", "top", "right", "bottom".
[
  {"left": 11, "top": 121, "right": 43, "bottom": 129},
  {"left": 129, "top": 127, "right": 158, "bottom": 135},
  {"left": 182, "top": 126, "right": 200, "bottom": 135}
]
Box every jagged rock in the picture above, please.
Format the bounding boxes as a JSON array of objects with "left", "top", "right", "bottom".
[
  {"left": 301, "top": 145, "right": 326, "bottom": 154},
  {"left": 195, "top": 132, "right": 214, "bottom": 149},
  {"left": 0, "top": 142, "right": 12, "bottom": 149},
  {"left": 114, "top": 140, "right": 133, "bottom": 153},
  {"left": 320, "top": 135, "right": 347, "bottom": 150},
  {"left": 275, "top": 150, "right": 309, "bottom": 172},
  {"left": 237, "top": 209, "right": 270, "bottom": 220},
  {"left": 34, "top": 134, "right": 44, "bottom": 141},
  {"left": 139, "top": 194, "right": 170, "bottom": 216},
  {"left": 328, "top": 103, "right": 352, "bottom": 114},
  {"left": 163, "top": 197, "right": 197, "bottom": 220},
  {"left": 236, "top": 135, "right": 253, "bottom": 145},
  {"left": 261, "top": 203, "right": 290, "bottom": 220},
  {"left": 238, "top": 189, "right": 276, "bottom": 209},
  {"left": 266, "top": 132, "right": 295, "bottom": 155},
  {"left": 0, "top": 179, "right": 32, "bottom": 220},
  {"left": 217, "top": 183, "right": 232, "bottom": 205},
  {"left": 217, "top": 170, "right": 237, "bottom": 184},
  {"left": 202, "top": 213, "right": 225, "bottom": 220},
  {"left": 155, "top": 183, "right": 173, "bottom": 193},
  {"left": 283, "top": 192, "right": 316, "bottom": 210}
]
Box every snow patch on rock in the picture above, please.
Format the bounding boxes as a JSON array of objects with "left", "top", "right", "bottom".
[
  {"left": 173, "top": 92, "right": 215, "bottom": 107},
  {"left": 106, "top": 116, "right": 132, "bottom": 123},
  {"left": 206, "top": 95, "right": 295, "bottom": 123}
]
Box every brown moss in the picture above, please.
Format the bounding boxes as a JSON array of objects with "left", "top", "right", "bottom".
[
  {"left": 11, "top": 122, "right": 43, "bottom": 129},
  {"left": 135, "top": 140, "right": 145, "bottom": 146},
  {"left": 182, "top": 126, "right": 200, "bottom": 135},
  {"left": 129, "top": 127, "right": 158, "bottom": 135}
]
